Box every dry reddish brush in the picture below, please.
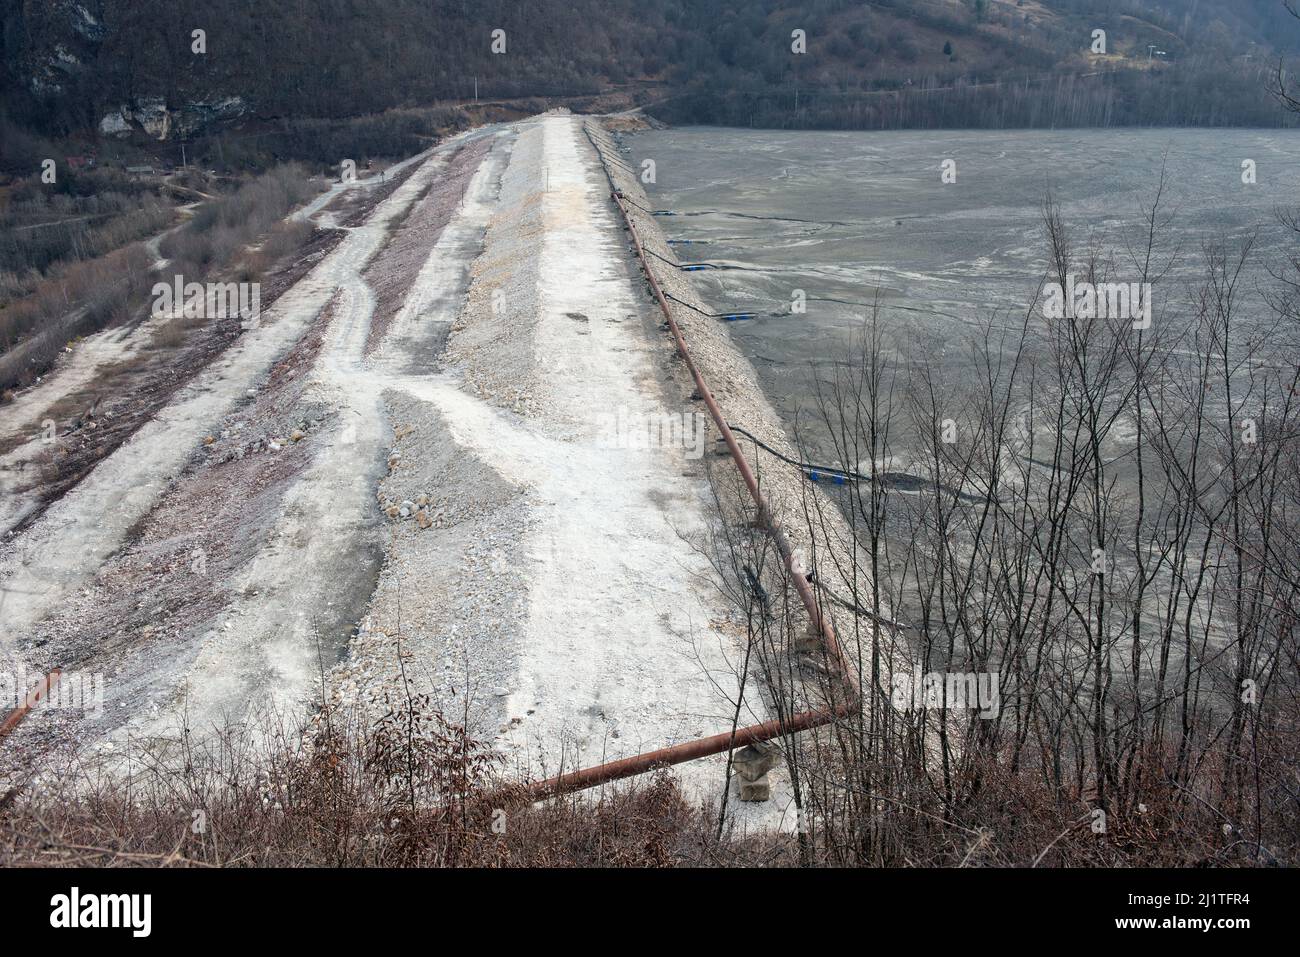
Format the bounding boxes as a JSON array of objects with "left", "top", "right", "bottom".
[
  {"left": 0, "top": 694, "right": 728, "bottom": 868},
  {"left": 0, "top": 244, "right": 151, "bottom": 353},
  {"left": 0, "top": 164, "right": 321, "bottom": 392},
  {"left": 0, "top": 169, "right": 170, "bottom": 288},
  {"left": 161, "top": 165, "right": 318, "bottom": 283}
]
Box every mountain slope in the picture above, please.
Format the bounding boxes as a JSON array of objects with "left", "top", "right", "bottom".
[{"left": 3, "top": 0, "right": 1299, "bottom": 140}]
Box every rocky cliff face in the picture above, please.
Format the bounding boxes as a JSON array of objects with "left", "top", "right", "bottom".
[
  {"left": 6, "top": 0, "right": 106, "bottom": 95},
  {"left": 5, "top": 0, "right": 631, "bottom": 139},
  {"left": 3, "top": 0, "right": 249, "bottom": 139},
  {"left": 97, "top": 96, "right": 248, "bottom": 140}
]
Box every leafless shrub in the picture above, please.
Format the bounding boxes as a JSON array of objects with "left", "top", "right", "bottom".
[
  {"left": 242, "top": 219, "right": 317, "bottom": 281},
  {"left": 0, "top": 243, "right": 153, "bottom": 388},
  {"left": 0, "top": 692, "right": 730, "bottom": 868},
  {"left": 159, "top": 165, "right": 317, "bottom": 285},
  {"left": 709, "top": 186, "right": 1299, "bottom": 867}
]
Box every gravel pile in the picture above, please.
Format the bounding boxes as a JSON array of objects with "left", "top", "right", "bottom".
[
  {"left": 443, "top": 124, "right": 548, "bottom": 417},
  {"left": 326, "top": 389, "right": 532, "bottom": 739}
]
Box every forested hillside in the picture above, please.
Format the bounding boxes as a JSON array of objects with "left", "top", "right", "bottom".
[
  {"left": 4, "top": 0, "right": 1300, "bottom": 142},
  {"left": 1, "top": 0, "right": 667, "bottom": 132},
  {"left": 657, "top": 0, "right": 1300, "bottom": 127}
]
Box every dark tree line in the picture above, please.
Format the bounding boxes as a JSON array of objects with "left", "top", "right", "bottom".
[{"left": 659, "top": 59, "right": 1291, "bottom": 129}]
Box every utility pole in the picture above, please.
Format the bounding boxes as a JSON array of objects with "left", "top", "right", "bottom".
[{"left": 474, "top": 76, "right": 478, "bottom": 103}]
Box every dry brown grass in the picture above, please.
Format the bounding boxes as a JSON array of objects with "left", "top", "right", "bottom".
[
  {"left": 4, "top": 675, "right": 1287, "bottom": 868},
  {"left": 0, "top": 687, "right": 741, "bottom": 868},
  {"left": 0, "top": 244, "right": 154, "bottom": 389},
  {"left": 161, "top": 165, "right": 317, "bottom": 282}
]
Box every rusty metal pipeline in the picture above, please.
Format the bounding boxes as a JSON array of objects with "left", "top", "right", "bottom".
[
  {"left": 529, "top": 700, "right": 856, "bottom": 800},
  {"left": 518, "top": 126, "right": 863, "bottom": 803},
  {"left": 0, "top": 669, "right": 62, "bottom": 743}
]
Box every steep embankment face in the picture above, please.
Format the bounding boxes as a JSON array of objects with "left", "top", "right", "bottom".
[
  {"left": 0, "top": 125, "right": 506, "bottom": 760},
  {"left": 586, "top": 114, "right": 886, "bottom": 762},
  {"left": 0, "top": 113, "right": 823, "bottom": 829}
]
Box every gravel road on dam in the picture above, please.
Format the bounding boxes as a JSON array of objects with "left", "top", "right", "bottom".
[{"left": 0, "top": 114, "right": 793, "bottom": 831}]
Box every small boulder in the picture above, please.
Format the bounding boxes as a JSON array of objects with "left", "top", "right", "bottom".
[{"left": 732, "top": 741, "right": 781, "bottom": 781}]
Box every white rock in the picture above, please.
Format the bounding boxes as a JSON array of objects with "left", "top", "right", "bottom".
[{"left": 98, "top": 109, "right": 132, "bottom": 136}]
